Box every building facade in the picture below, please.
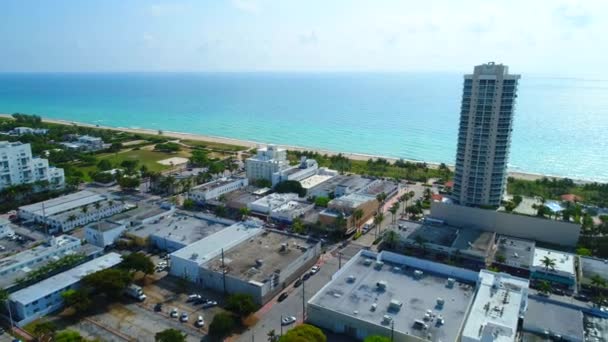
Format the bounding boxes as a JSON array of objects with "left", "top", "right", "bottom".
[
  {"left": 453, "top": 63, "right": 520, "bottom": 207},
  {"left": 245, "top": 145, "right": 289, "bottom": 182},
  {"left": 271, "top": 157, "right": 318, "bottom": 186},
  {"left": 84, "top": 221, "right": 127, "bottom": 248},
  {"left": 188, "top": 177, "right": 248, "bottom": 203},
  {"left": 0, "top": 141, "right": 65, "bottom": 191}
]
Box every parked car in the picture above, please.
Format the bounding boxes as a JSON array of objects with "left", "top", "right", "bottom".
[
  {"left": 574, "top": 294, "right": 590, "bottom": 302},
  {"left": 302, "top": 273, "right": 311, "bottom": 281},
  {"left": 180, "top": 313, "right": 189, "bottom": 322},
  {"left": 281, "top": 316, "right": 296, "bottom": 325},
  {"left": 187, "top": 294, "right": 202, "bottom": 302},
  {"left": 170, "top": 308, "right": 179, "bottom": 318},
  {"left": 293, "top": 278, "right": 302, "bottom": 288},
  {"left": 195, "top": 316, "right": 205, "bottom": 327},
  {"left": 278, "top": 292, "right": 288, "bottom": 302},
  {"left": 202, "top": 300, "right": 218, "bottom": 308},
  {"left": 154, "top": 303, "right": 163, "bottom": 312},
  {"left": 310, "top": 265, "right": 320, "bottom": 275},
  {"left": 194, "top": 297, "right": 209, "bottom": 305}
]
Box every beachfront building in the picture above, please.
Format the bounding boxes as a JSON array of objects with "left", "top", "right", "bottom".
[
  {"left": 245, "top": 145, "right": 290, "bottom": 183},
  {"left": 0, "top": 141, "right": 65, "bottom": 191},
  {"left": 453, "top": 62, "right": 520, "bottom": 207},
  {"left": 271, "top": 157, "right": 319, "bottom": 186},
  {"left": 9, "top": 127, "right": 49, "bottom": 136},
  {"left": 530, "top": 248, "right": 576, "bottom": 289},
  {"left": 18, "top": 190, "right": 125, "bottom": 233},
  {"left": 8, "top": 252, "right": 122, "bottom": 326},
  {"left": 60, "top": 135, "right": 105, "bottom": 152},
  {"left": 188, "top": 177, "right": 248, "bottom": 203}
]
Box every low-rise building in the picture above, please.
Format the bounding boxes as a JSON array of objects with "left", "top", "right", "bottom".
[
  {"left": 307, "top": 175, "right": 374, "bottom": 198},
  {"left": 18, "top": 190, "right": 124, "bottom": 233},
  {"left": 9, "top": 252, "right": 122, "bottom": 326},
  {"left": 189, "top": 177, "right": 248, "bottom": 203},
  {"left": 10, "top": 127, "right": 49, "bottom": 136},
  {"left": 319, "top": 193, "right": 378, "bottom": 234},
  {"left": 170, "top": 220, "right": 264, "bottom": 283},
  {"left": 85, "top": 220, "right": 127, "bottom": 248},
  {"left": 492, "top": 236, "right": 535, "bottom": 277},
  {"left": 60, "top": 135, "right": 105, "bottom": 152},
  {"left": 461, "top": 270, "right": 529, "bottom": 342},
  {"left": 522, "top": 297, "right": 584, "bottom": 342},
  {"left": 580, "top": 256, "right": 608, "bottom": 295},
  {"left": 0, "top": 217, "right": 14, "bottom": 238},
  {"left": 0, "top": 235, "right": 82, "bottom": 280},
  {"left": 108, "top": 203, "right": 175, "bottom": 228},
  {"left": 531, "top": 248, "right": 576, "bottom": 289},
  {"left": 308, "top": 250, "right": 479, "bottom": 342},
  {"left": 248, "top": 193, "right": 300, "bottom": 215},
  {"left": 271, "top": 157, "right": 318, "bottom": 186},
  {"left": 200, "top": 230, "right": 321, "bottom": 304},
  {"left": 270, "top": 200, "right": 314, "bottom": 223},
  {"left": 0, "top": 141, "right": 64, "bottom": 191},
  {"left": 391, "top": 220, "right": 496, "bottom": 269}
]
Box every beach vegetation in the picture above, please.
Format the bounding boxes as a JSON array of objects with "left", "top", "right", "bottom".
[
  {"left": 154, "top": 142, "right": 181, "bottom": 153},
  {"left": 508, "top": 177, "right": 608, "bottom": 208},
  {"left": 209, "top": 312, "right": 239, "bottom": 339}
]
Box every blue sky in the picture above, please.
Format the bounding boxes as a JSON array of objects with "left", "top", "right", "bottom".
[{"left": 1, "top": 0, "right": 605, "bottom": 76}]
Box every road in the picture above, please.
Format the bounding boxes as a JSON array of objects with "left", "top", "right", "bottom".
[{"left": 237, "top": 250, "right": 352, "bottom": 342}]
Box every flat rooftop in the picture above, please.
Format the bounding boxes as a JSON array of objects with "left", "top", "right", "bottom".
[
  {"left": 171, "top": 220, "right": 263, "bottom": 266},
  {"left": 131, "top": 214, "right": 228, "bottom": 245},
  {"left": 580, "top": 256, "right": 608, "bottom": 285},
  {"left": 524, "top": 297, "right": 584, "bottom": 341},
  {"left": 0, "top": 235, "right": 81, "bottom": 271},
  {"left": 249, "top": 193, "right": 299, "bottom": 211},
  {"left": 495, "top": 236, "right": 535, "bottom": 269},
  {"left": 224, "top": 190, "right": 261, "bottom": 209},
  {"left": 533, "top": 248, "right": 575, "bottom": 275},
  {"left": 10, "top": 252, "right": 122, "bottom": 305},
  {"left": 462, "top": 270, "right": 529, "bottom": 342},
  {"left": 584, "top": 314, "right": 608, "bottom": 342},
  {"left": 19, "top": 190, "right": 105, "bottom": 217},
  {"left": 109, "top": 204, "right": 171, "bottom": 224},
  {"left": 205, "top": 231, "right": 318, "bottom": 283},
  {"left": 192, "top": 177, "right": 244, "bottom": 192},
  {"left": 309, "top": 253, "right": 475, "bottom": 342},
  {"left": 300, "top": 174, "right": 334, "bottom": 189},
  {"left": 330, "top": 193, "right": 375, "bottom": 209},
  {"left": 359, "top": 179, "right": 399, "bottom": 197},
  {"left": 272, "top": 201, "right": 313, "bottom": 214},
  {"left": 308, "top": 175, "right": 373, "bottom": 194},
  {"left": 87, "top": 220, "right": 124, "bottom": 232}
]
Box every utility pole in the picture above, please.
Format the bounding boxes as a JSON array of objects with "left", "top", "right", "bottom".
[
  {"left": 338, "top": 252, "right": 343, "bottom": 269},
  {"left": 280, "top": 315, "right": 283, "bottom": 336},
  {"left": 302, "top": 275, "right": 306, "bottom": 321},
  {"left": 391, "top": 319, "right": 395, "bottom": 342},
  {"left": 221, "top": 248, "right": 227, "bottom": 297}
]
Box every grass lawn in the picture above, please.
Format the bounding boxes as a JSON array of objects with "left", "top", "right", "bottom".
[
  {"left": 71, "top": 148, "right": 192, "bottom": 181},
  {"left": 181, "top": 139, "right": 247, "bottom": 152}
]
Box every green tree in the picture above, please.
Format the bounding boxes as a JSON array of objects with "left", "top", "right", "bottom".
[
  {"left": 274, "top": 180, "right": 306, "bottom": 197},
  {"left": 120, "top": 160, "right": 140, "bottom": 174},
  {"left": 214, "top": 205, "right": 227, "bottom": 218},
  {"left": 33, "top": 321, "right": 57, "bottom": 342},
  {"left": 97, "top": 159, "right": 113, "bottom": 171},
  {"left": 389, "top": 202, "right": 399, "bottom": 224},
  {"left": 183, "top": 198, "right": 196, "bottom": 210},
  {"left": 495, "top": 254, "right": 506, "bottom": 263},
  {"left": 155, "top": 328, "right": 187, "bottom": 342},
  {"left": 0, "top": 289, "right": 13, "bottom": 329},
  {"left": 62, "top": 289, "right": 92, "bottom": 313},
  {"left": 118, "top": 176, "right": 141, "bottom": 191},
  {"left": 54, "top": 330, "right": 86, "bottom": 342},
  {"left": 576, "top": 247, "right": 592, "bottom": 256},
  {"left": 225, "top": 293, "right": 258, "bottom": 317},
  {"left": 364, "top": 336, "right": 391, "bottom": 342},
  {"left": 314, "top": 197, "right": 330, "bottom": 208},
  {"left": 209, "top": 312, "right": 237, "bottom": 339},
  {"left": 239, "top": 207, "right": 251, "bottom": 220},
  {"left": 373, "top": 212, "right": 385, "bottom": 239},
  {"left": 292, "top": 218, "right": 305, "bottom": 234},
  {"left": 384, "top": 230, "right": 399, "bottom": 249},
  {"left": 82, "top": 268, "right": 132, "bottom": 298},
  {"left": 121, "top": 252, "right": 155, "bottom": 276},
  {"left": 108, "top": 142, "right": 123, "bottom": 153},
  {"left": 538, "top": 280, "right": 552, "bottom": 295},
  {"left": 267, "top": 329, "right": 279, "bottom": 342},
  {"left": 279, "top": 324, "right": 326, "bottom": 342},
  {"left": 540, "top": 256, "right": 556, "bottom": 272},
  {"left": 591, "top": 274, "right": 607, "bottom": 290},
  {"left": 189, "top": 150, "right": 209, "bottom": 167},
  {"left": 353, "top": 208, "right": 364, "bottom": 231},
  {"left": 376, "top": 192, "right": 387, "bottom": 213}
]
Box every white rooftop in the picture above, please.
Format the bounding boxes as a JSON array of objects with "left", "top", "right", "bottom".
[
  {"left": 532, "top": 248, "right": 575, "bottom": 275},
  {"left": 249, "top": 193, "right": 299, "bottom": 211},
  {"left": 461, "top": 270, "right": 529, "bottom": 342},
  {"left": 0, "top": 235, "right": 81, "bottom": 271},
  {"left": 171, "top": 220, "right": 263, "bottom": 266},
  {"left": 10, "top": 252, "right": 122, "bottom": 305},
  {"left": 300, "top": 174, "right": 334, "bottom": 189},
  {"left": 19, "top": 190, "right": 105, "bottom": 217}
]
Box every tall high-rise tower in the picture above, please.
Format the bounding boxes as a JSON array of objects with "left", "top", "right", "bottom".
[{"left": 453, "top": 62, "right": 520, "bottom": 207}]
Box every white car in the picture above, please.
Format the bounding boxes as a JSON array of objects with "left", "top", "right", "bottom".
[
  {"left": 180, "top": 312, "right": 189, "bottom": 322},
  {"left": 202, "top": 300, "right": 218, "bottom": 308},
  {"left": 170, "top": 308, "right": 179, "bottom": 318},
  {"left": 310, "top": 265, "right": 320, "bottom": 274},
  {"left": 187, "top": 294, "right": 202, "bottom": 302},
  {"left": 281, "top": 316, "right": 297, "bottom": 325},
  {"left": 195, "top": 316, "right": 205, "bottom": 327}
]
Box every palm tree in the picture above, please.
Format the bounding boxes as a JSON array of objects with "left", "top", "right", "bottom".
[
  {"left": 94, "top": 202, "right": 101, "bottom": 211},
  {"left": 81, "top": 205, "right": 88, "bottom": 214},
  {"left": 0, "top": 289, "right": 14, "bottom": 333},
  {"left": 376, "top": 192, "right": 387, "bottom": 213},
  {"left": 591, "top": 274, "right": 607, "bottom": 291},
  {"left": 239, "top": 207, "right": 251, "bottom": 221},
  {"left": 68, "top": 214, "right": 77, "bottom": 222},
  {"left": 423, "top": 188, "right": 432, "bottom": 201},
  {"left": 373, "top": 212, "right": 385, "bottom": 239},
  {"left": 389, "top": 203, "right": 399, "bottom": 224},
  {"left": 541, "top": 256, "right": 556, "bottom": 272},
  {"left": 400, "top": 193, "right": 410, "bottom": 216},
  {"left": 267, "top": 329, "right": 278, "bottom": 342},
  {"left": 384, "top": 230, "right": 399, "bottom": 249},
  {"left": 353, "top": 209, "right": 364, "bottom": 232},
  {"left": 538, "top": 280, "right": 552, "bottom": 295}
]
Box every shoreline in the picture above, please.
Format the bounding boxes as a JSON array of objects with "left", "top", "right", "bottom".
[{"left": 0, "top": 113, "right": 585, "bottom": 183}]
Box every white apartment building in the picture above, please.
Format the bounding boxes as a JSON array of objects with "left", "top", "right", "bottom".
[
  {"left": 453, "top": 63, "right": 520, "bottom": 207},
  {"left": 189, "top": 177, "right": 248, "bottom": 203},
  {"left": 245, "top": 145, "right": 289, "bottom": 183},
  {"left": 248, "top": 193, "right": 300, "bottom": 214},
  {"left": 18, "top": 190, "right": 124, "bottom": 233},
  {"left": 0, "top": 141, "right": 65, "bottom": 191}
]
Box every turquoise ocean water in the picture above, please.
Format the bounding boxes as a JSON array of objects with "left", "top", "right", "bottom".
[{"left": 0, "top": 72, "right": 606, "bottom": 182}]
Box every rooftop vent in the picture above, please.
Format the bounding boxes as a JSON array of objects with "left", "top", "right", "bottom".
[
  {"left": 377, "top": 280, "right": 387, "bottom": 290},
  {"left": 414, "top": 270, "right": 424, "bottom": 279},
  {"left": 446, "top": 278, "right": 456, "bottom": 288},
  {"left": 383, "top": 315, "right": 393, "bottom": 324},
  {"left": 363, "top": 259, "right": 373, "bottom": 266},
  {"left": 437, "top": 298, "right": 445, "bottom": 307},
  {"left": 375, "top": 261, "right": 384, "bottom": 270},
  {"left": 393, "top": 266, "right": 402, "bottom": 273},
  {"left": 389, "top": 300, "right": 403, "bottom": 311}
]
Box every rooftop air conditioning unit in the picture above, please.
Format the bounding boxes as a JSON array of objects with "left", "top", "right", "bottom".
[
  {"left": 347, "top": 275, "right": 356, "bottom": 283},
  {"left": 447, "top": 278, "right": 456, "bottom": 288},
  {"left": 383, "top": 315, "right": 393, "bottom": 324},
  {"left": 363, "top": 259, "right": 373, "bottom": 266},
  {"left": 377, "top": 280, "right": 387, "bottom": 290},
  {"left": 414, "top": 270, "right": 424, "bottom": 279},
  {"left": 437, "top": 298, "right": 445, "bottom": 307},
  {"left": 375, "top": 261, "right": 384, "bottom": 270},
  {"left": 389, "top": 299, "right": 403, "bottom": 310}
]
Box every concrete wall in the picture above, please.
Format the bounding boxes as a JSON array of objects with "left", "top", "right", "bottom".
[
  {"left": 85, "top": 224, "right": 126, "bottom": 247},
  {"left": 376, "top": 251, "right": 480, "bottom": 283},
  {"left": 430, "top": 202, "right": 580, "bottom": 246}
]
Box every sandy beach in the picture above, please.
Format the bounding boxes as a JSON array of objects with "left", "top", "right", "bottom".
[{"left": 0, "top": 113, "right": 561, "bottom": 182}]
